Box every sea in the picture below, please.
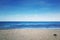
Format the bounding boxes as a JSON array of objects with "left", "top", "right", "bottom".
[{"left": 0, "top": 21, "right": 60, "bottom": 30}]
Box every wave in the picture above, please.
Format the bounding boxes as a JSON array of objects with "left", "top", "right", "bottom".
[{"left": 0, "top": 22, "right": 60, "bottom": 29}]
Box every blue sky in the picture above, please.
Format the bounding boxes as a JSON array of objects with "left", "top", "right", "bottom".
[{"left": 0, "top": 0, "right": 60, "bottom": 21}]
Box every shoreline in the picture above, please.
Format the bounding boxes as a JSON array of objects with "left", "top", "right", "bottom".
[{"left": 0, "top": 28, "right": 60, "bottom": 40}]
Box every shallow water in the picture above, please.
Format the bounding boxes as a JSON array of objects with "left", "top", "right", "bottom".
[
  {"left": 0, "top": 22, "right": 60, "bottom": 40},
  {"left": 0, "top": 22, "right": 60, "bottom": 29}
]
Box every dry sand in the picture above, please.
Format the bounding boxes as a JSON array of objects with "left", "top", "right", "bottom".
[{"left": 0, "top": 29, "right": 60, "bottom": 40}]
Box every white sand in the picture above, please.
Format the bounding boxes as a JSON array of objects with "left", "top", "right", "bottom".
[{"left": 0, "top": 29, "right": 60, "bottom": 40}]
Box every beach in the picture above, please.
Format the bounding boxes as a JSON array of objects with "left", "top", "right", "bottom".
[{"left": 0, "top": 29, "right": 60, "bottom": 40}]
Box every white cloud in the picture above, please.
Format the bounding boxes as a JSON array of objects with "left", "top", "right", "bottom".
[{"left": 0, "top": 14, "right": 60, "bottom": 21}]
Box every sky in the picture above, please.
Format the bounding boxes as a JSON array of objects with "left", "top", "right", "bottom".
[{"left": 0, "top": 0, "right": 60, "bottom": 21}]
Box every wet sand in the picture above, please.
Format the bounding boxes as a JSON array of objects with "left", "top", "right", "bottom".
[{"left": 0, "top": 29, "right": 60, "bottom": 40}]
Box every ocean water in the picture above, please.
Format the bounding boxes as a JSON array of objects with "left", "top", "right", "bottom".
[{"left": 0, "top": 21, "right": 60, "bottom": 29}]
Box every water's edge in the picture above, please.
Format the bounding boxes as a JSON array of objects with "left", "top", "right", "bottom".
[{"left": 0, "top": 22, "right": 60, "bottom": 30}]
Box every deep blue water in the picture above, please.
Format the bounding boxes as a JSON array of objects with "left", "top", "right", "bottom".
[{"left": 0, "top": 21, "right": 60, "bottom": 29}]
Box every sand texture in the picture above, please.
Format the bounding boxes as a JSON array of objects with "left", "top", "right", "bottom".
[{"left": 0, "top": 29, "right": 60, "bottom": 40}]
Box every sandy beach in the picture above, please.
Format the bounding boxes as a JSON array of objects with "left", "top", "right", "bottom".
[{"left": 0, "top": 29, "right": 60, "bottom": 40}]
